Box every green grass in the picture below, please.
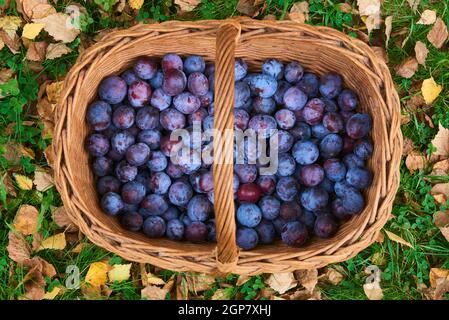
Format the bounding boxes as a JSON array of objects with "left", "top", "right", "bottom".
[{"left": 0, "top": 0, "right": 448, "bottom": 300}]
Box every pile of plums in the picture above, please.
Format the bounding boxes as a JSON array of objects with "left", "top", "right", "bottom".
[{"left": 85, "top": 53, "right": 373, "bottom": 250}]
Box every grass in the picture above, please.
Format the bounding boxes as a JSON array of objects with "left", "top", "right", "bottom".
[{"left": 0, "top": 0, "right": 448, "bottom": 300}]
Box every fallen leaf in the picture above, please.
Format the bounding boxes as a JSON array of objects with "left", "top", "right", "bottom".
[
  {"left": 431, "top": 183, "right": 449, "bottom": 204},
  {"left": 431, "top": 123, "right": 449, "bottom": 156},
  {"left": 52, "top": 206, "right": 77, "bottom": 231},
  {"left": 427, "top": 18, "right": 448, "bottom": 49},
  {"left": 23, "top": 267, "right": 45, "bottom": 300},
  {"left": 211, "top": 288, "right": 232, "bottom": 300},
  {"left": 163, "top": 275, "right": 175, "bottom": 291},
  {"left": 338, "top": 3, "right": 353, "bottom": 13},
  {"left": 176, "top": 275, "right": 189, "bottom": 300},
  {"left": 422, "top": 76, "right": 443, "bottom": 106},
  {"left": 0, "top": 16, "right": 22, "bottom": 38},
  {"left": 14, "top": 204, "right": 39, "bottom": 235},
  {"left": 33, "top": 13, "right": 80, "bottom": 43},
  {"left": 434, "top": 211, "right": 449, "bottom": 243},
  {"left": 363, "top": 281, "right": 383, "bottom": 300},
  {"left": 287, "top": 2, "right": 309, "bottom": 24},
  {"left": 405, "top": 151, "right": 426, "bottom": 173},
  {"left": 429, "top": 268, "right": 449, "bottom": 288},
  {"left": 147, "top": 273, "right": 166, "bottom": 286},
  {"left": 7, "top": 231, "right": 31, "bottom": 264},
  {"left": 45, "top": 43, "right": 72, "bottom": 60},
  {"left": 385, "top": 16, "right": 392, "bottom": 46},
  {"left": 0, "top": 30, "right": 20, "bottom": 54},
  {"left": 407, "top": 0, "right": 420, "bottom": 12},
  {"left": 34, "top": 256, "right": 56, "bottom": 278},
  {"left": 36, "top": 97, "right": 55, "bottom": 121},
  {"left": 26, "top": 41, "right": 47, "bottom": 62},
  {"left": 266, "top": 272, "right": 297, "bottom": 294},
  {"left": 384, "top": 230, "right": 413, "bottom": 248},
  {"left": 186, "top": 273, "right": 215, "bottom": 292},
  {"left": 285, "top": 288, "right": 321, "bottom": 300},
  {"left": 43, "top": 286, "right": 61, "bottom": 300},
  {"left": 37, "top": 232, "right": 67, "bottom": 251},
  {"left": 357, "top": 0, "right": 381, "bottom": 34},
  {"left": 395, "top": 57, "right": 418, "bottom": 78},
  {"left": 22, "top": 23, "right": 45, "bottom": 40},
  {"left": 108, "top": 264, "right": 132, "bottom": 282},
  {"left": 414, "top": 41, "right": 428, "bottom": 65},
  {"left": 237, "top": 0, "right": 260, "bottom": 17},
  {"left": 21, "top": 0, "right": 54, "bottom": 20},
  {"left": 406, "top": 95, "right": 425, "bottom": 112},
  {"left": 85, "top": 261, "right": 110, "bottom": 287},
  {"left": 174, "top": 0, "right": 201, "bottom": 13},
  {"left": 417, "top": 10, "right": 436, "bottom": 25},
  {"left": 33, "top": 169, "right": 54, "bottom": 192},
  {"left": 46, "top": 81, "right": 64, "bottom": 104},
  {"left": 128, "top": 0, "right": 144, "bottom": 10},
  {"left": 236, "top": 274, "right": 251, "bottom": 286},
  {"left": 44, "top": 144, "right": 55, "bottom": 167},
  {"left": 295, "top": 269, "right": 318, "bottom": 292},
  {"left": 141, "top": 286, "right": 168, "bottom": 300},
  {"left": 431, "top": 160, "right": 449, "bottom": 176},
  {"left": 14, "top": 174, "right": 33, "bottom": 190},
  {"left": 324, "top": 268, "right": 344, "bottom": 285},
  {"left": 71, "top": 243, "right": 84, "bottom": 253}
]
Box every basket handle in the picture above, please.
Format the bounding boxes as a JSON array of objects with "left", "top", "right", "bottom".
[{"left": 213, "top": 21, "right": 241, "bottom": 274}]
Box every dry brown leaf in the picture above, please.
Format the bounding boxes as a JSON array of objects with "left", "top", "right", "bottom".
[
  {"left": 46, "top": 81, "right": 64, "bottom": 104},
  {"left": 405, "top": 151, "right": 426, "bottom": 173},
  {"left": 236, "top": 274, "right": 251, "bottom": 286},
  {"left": 45, "top": 43, "right": 72, "bottom": 60},
  {"left": 14, "top": 205, "right": 39, "bottom": 235},
  {"left": 7, "top": 231, "right": 31, "bottom": 264},
  {"left": 266, "top": 272, "right": 297, "bottom": 294},
  {"left": 176, "top": 275, "right": 189, "bottom": 300},
  {"left": 71, "top": 243, "right": 84, "bottom": 254},
  {"left": 430, "top": 183, "right": 449, "bottom": 204},
  {"left": 431, "top": 160, "right": 449, "bottom": 176},
  {"left": 406, "top": 95, "right": 425, "bottom": 112},
  {"left": 294, "top": 269, "right": 318, "bottom": 292},
  {"left": 26, "top": 41, "right": 47, "bottom": 62},
  {"left": 429, "top": 268, "right": 449, "bottom": 288},
  {"left": 163, "top": 275, "right": 175, "bottom": 291},
  {"left": 395, "top": 57, "right": 418, "bottom": 78},
  {"left": 52, "top": 206, "right": 77, "bottom": 232},
  {"left": 285, "top": 288, "right": 321, "bottom": 300},
  {"left": 434, "top": 211, "right": 449, "bottom": 243},
  {"left": 0, "top": 29, "right": 20, "bottom": 54},
  {"left": 22, "top": 0, "right": 52, "bottom": 19},
  {"left": 30, "top": 3, "right": 56, "bottom": 20},
  {"left": 33, "top": 169, "right": 54, "bottom": 192},
  {"left": 384, "top": 230, "right": 413, "bottom": 248},
  {"left": 147, "top": 273, "right": 166, "bottom": 286},
  {"left": 427, "top": 18, "right": 448, "bottom": 49},
  {"left": 44, "top": 144, "right": 55, "bottom": 167},
  {"left": 37, "top": 232, "right": 67, "bottom": 251},
  {"left": 407, "top": 0, "right": 420, "bottom": 12},
  {"left": 287, "top": 2, "right": 309, "bottom": 24},
  {"left": 141, "top": 285, "right": 168, "bottom": 300},
  {"left": 417, "top": 10, "right": 436, "bottom": 25},
  {"left": 357, "top": 0, "right": 381, "bottom": 34},
  {"left": 324, "top": 268, "right": 344, "bottom": 285},
  {"left": 414, "top": 41, "right": 428, "bottom": 65},
  {"left": 174, "top": 0, "right": 201, "bottom": 13},
  {"left": 2, "top": 173, "right": 17, "bottom": 197},
  {"left": 33, "top": 13, "right": 81, "bottom": 43},
  {"left": 23, "top": 267, "right": 45, "bottom": 300},
  {"left": 186, "top": 273, "right": 215, "bottom": 292},
  {"left": 431, "top": 124, "right": 449, "bottom": 157},
  {"left": 385, "top": 16, "right": 392, "bottom": 46},
  {"left": 236, "top": 0, "right": 261, "bottom": 17}
]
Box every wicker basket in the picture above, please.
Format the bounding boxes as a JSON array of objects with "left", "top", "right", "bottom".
[{"left": 54, "top": 18, "right": 402, "bottom": 275}]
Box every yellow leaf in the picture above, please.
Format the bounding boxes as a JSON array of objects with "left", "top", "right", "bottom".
[
  {"left": 22, "top": 23, "right": 45, "bottom": 40},
  {"left": 129, "top": 0, "right": 144, "bottom": 10},
  {"left": 0, "top": 16, "right": 22, "bottom": 38},
  {"left": 147, "top": 273, "right": 166, "bottom": 286},
  {"left": 14, "top": 204, "right": 39, "bottom": 235},
  {"left": 431, "top": 123, "right": 449, "bottom": 157},
  {"left": 46, "top": 81, "right": 64, "bottom": 104},
  {"left": 14, "top": 174, "right": 33, "bottom": 190},
  {"left": 43, "top": 286, "right": 61, "bottom": 300},
  {"left": 37, "top": 233, "right": 67, "bottom": 251},
  {"left": 384, "top": 230, "right": 413, "bottom": 248},
  {"left": 85, "top": 262, "right": 110, "bottom": 287},
  {"left": 421, "top": 77, "right": 442, "bottom": 105},
  {"left": 108, "top": 264, "right": 132, "bottom": 282}
]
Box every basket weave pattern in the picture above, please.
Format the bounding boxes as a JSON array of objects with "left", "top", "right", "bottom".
[{"left": 54, "top": 18, "right": 402, "bottom": 275}]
